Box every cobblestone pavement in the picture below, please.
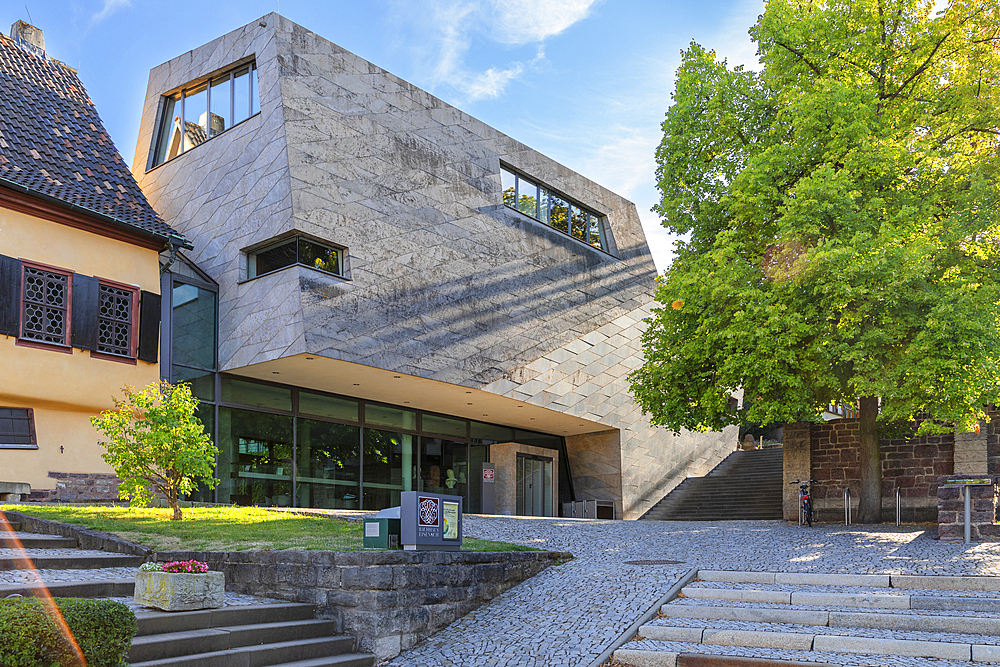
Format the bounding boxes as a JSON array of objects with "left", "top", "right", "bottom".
[{"left": 383, "top": 517, "right": 1000, "bottom": 667}]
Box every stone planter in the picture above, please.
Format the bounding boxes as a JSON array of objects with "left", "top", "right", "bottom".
[{"left": 134, "top": 570, "right": 225, "bottom": 611}]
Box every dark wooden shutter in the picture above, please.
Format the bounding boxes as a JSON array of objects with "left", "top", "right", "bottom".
[
  {"left": 71, "top": 273, "right": 100, "bottom": 351},
  {"left": 138, "top": 290, "right": 161, "bottom": 363},
  {"left": 0, "top": 255, "right": 21, "bottom": 337}
]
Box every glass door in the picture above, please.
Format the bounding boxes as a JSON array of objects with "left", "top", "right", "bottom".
[{"left": 516, "top": 454, "right": 553, "bottom": 516}]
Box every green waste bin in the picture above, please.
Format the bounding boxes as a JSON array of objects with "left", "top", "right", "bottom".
[{"left": 363, "top": 518, "right": 400, "bottom": 549}]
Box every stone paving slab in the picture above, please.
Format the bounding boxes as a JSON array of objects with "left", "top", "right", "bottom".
[
  {"left": 618, "top": 639, "right": 984, "bottom": 667},
  {"left": 644, "top": 616, "right": 1000, "bottom": 646},
  {"left": 373, "top": 516, "right": 1000, "bottom": 667},
  {"left": 687, "top": 581, "right": 1000, "bottom": 598},
  {"left": 670, "top": 597, "right": 1000, "bottom": 619},
  {"left": 0, "top": 565, "right": 139, "bottom": 584}
]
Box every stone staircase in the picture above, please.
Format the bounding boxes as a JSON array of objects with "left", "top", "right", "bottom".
[
  {"left": 614, "top": 569, "right": 1000, "bottom": 666},
  {"left": 1, "top": 517, "right": 376, "bottom": 667},
  {"left": 642, "top": 448, "right": 784, "bottom": 521}
]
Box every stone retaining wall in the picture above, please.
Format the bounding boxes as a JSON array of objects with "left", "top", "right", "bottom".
[
  {"left": 0, "top": 510, "right": 152, "bottom": 556},
  {"left": 154, "top": 548, "right": 570, "bottom": 660},
  {"left": 785, "top": 420, "right": 953, "bottom": 522}
]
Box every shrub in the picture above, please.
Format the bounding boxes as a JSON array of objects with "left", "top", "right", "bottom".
[
  {"left": 139, "top": 561, "right": 163, "bottom": 572},
  {"left": 0, "top": 597, "right": 136, "bottom": 667}
]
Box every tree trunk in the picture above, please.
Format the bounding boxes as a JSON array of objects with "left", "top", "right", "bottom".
[
  {"left": 856, "top": 395, "right": 882, "bottom": 523},
  {"left": 171, "top": 502, "right": 182, "bottom": 521}
]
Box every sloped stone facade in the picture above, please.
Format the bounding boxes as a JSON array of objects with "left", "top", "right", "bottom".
[{"left": 132, "top": 14, "right": 737, "bottom": 519}]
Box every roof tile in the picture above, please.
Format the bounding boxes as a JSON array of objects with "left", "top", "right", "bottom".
[{"left": 0, "top": 34, "right": 181, "bottom": 242}]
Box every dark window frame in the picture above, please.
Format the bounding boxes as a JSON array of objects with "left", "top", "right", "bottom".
[
  {"left": 94, "top": 277, "right": 140, "bottom": 360},
  {"left": 244, "top": 235, "right": 348, "bottom": 281},
  {"left": 0, "top": 407, "right": 37, "bottom": 449},
  {"left": 19, "top": 260, "right": 73, "bottom": 349}
]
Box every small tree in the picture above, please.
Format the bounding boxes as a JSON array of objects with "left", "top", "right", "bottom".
[{"left": 91, "top": 382, "right": 218, "bottom": 520}]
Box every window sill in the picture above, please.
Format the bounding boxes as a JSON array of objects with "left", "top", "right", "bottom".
[
  {"left": 90, "top": 350, "right": 138, "bottom": 365},
  {"left": 0, "top": 444, "right": 38, "bottom": 450},
  {"left": 146, "top": 112, "right": 261, "bottom": 173},
  {"left": 502, "top": 204, "right": 615, "bottom": 257},
  {"left": 239, "top": 263, "right": 351, "bottom": 285},
  {"left": 15, "top": 338, "right": 72, "bottom": 354}
]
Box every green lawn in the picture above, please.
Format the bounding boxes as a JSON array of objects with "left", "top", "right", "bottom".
[{"left": 0, "top": 505, "right": 538, "bottom": 553}]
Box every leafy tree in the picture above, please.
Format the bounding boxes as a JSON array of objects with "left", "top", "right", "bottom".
[
  {"left": 631, "top": 0, "right": 1000, "bottom": 523},
  {"left": 91, "top": 382, "right": 218, "bottom": 520}
]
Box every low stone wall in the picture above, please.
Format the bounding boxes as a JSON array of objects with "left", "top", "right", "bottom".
[
  {"left": 154, "top": 548, "right": 569, "bottom": 660},
  {"left": 0, "top": 510, "right": 152, "bottom": 556},
  {"left": 45, "top": 472, "right": 123, "bottom": 502},
  {"left": 937, "top": 475, "right": 999, "bottom": 541}
]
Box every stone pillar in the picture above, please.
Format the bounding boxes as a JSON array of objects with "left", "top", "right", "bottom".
[
  {"left": 782, "top": 422, "right": 812, "bottom": 521},
  {"left": 936, "top": 475, "right": 998, "bottom": 541},
  {"left": 953, "top": 422, "right": 988, "bottom": 474}
]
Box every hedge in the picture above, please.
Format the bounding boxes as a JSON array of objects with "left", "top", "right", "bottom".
[{"left": 0, "top": 597, "right": 136, "bottom": 667}]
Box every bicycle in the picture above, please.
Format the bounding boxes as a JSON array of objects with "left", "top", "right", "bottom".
[{"left": 790, "top": 479, "right": 818, "bottom": 526}]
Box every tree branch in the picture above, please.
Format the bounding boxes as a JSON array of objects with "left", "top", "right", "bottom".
[{"left": 773, "top": 40, "right": 823, "bottom": 76}]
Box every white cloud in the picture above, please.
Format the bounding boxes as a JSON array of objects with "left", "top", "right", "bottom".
[
  {"left": 92, "top": 0, "right": 131, "bottom": 23},
  {"left": 399, "top": 0, "right": 594, "bottom": 102},
  {"left": 490, "top": 0, "right": 598, "bottom": 45}
]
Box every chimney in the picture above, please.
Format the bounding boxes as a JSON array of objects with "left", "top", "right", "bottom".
[{"left": 10, "top": 20, "right": 45, "bottom": 58}]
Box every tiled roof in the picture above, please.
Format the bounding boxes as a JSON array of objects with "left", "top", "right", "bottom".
[{"left": 0, "top": 33, "right": 181, "bottom": 243}]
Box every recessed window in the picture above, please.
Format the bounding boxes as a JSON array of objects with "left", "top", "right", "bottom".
[
  {"left": 21, "top": 265, "right": 70, "bottom": 345},
  {"left": 501, "top": 166, "right": 610, "bottom": 252},
  {"left": 247, "top": 236, "right": 344, "bottom": 279},
  {"left": 97, "top": 282, "right": 137, "bottom": 357},
  {"left": 0, "top": 408, "right": 36, "bottom": 449},
  {"left": 152, "top": 61, "right": 260, "bottom": 167}
]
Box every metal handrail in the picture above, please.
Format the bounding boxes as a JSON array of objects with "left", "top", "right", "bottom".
[
  {"left": 896, "top": 487, "right": 902, "bottom": 527},
  {"left": 844, "top": 488, "right": 852, "bottom": 525}
]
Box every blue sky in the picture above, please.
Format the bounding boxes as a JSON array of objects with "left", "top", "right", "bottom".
[{"left": 12, "top": 0, "right": 765, "bottom": 271}]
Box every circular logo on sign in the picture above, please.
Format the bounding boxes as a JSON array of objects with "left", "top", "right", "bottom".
[{"left": 418, "top": 497, "right": 439, "bottom": 526}]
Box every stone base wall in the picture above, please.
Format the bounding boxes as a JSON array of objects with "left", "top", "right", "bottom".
[
  {"left": 936, "top": 475, "right": 999, "bottom": 541},
  {"left": 44, "top": 472, "right": 122, "bottom": 502},
  {"left": 154, "top": 548, "right": 569, "bottom": 661}
]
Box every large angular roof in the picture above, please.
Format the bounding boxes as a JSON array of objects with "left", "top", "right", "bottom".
[{"left": 0, "top": 33, "right": 181, "bottom": 243}]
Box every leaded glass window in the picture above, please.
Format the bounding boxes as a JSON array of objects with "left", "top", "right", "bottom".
[
  {"left": 97, "top": 283, "right": 135, "bottom": 356},
  {"left": 21, "top": 267, "right": 68, "bottom": 344}
]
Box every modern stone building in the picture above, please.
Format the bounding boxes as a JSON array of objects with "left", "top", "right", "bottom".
[{"left": 132, "top": 14, "right": 737, "bottom": 519}]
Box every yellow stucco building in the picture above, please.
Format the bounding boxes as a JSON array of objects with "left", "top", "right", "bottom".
[{"left": 0, "top": 23, "right": 184, "bottom": 498}]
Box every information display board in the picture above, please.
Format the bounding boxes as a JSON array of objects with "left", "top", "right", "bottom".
[{"left": 400, "top": 491, "right": 463, "bottom": 551}]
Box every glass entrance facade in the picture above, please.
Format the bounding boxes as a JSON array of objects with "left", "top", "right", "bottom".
[{"left": 162, "top": 254, "right": 573, "bottom": 512}]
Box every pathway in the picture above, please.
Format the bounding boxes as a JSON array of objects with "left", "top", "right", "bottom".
[{"left": 383, "top": 517, "right": 1000, "bottom": 667}]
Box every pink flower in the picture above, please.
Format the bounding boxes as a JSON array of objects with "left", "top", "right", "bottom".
[{"left": 161, "top": 559, "right": 210, "bottom": 573}]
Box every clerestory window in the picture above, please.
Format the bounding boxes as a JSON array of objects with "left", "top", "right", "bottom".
[
  {"left": 151, "top": 61, "right": 260, "bottom": 168},
  {"left": 500, "top": 166, "right": 610, "bottom": 253}
]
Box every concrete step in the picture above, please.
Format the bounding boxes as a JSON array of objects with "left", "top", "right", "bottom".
[
  {"left": 130, "top": 636, "right": 361, "bottom": 667},
  {"left": 0, "top": 552, "right": 143, "bottom": 570},
  {"left": 270, "top": 657, "right": 376, "bottom": 667},
  {"left": 613, "top": 570, "right": 1000, "bottom": 666},
  {"left": 0, "top": 578, "right": 134, "bottom": 598},
  {"left": 128, "top": 620, "right": 341, "bottom": 663},
  {"left": 615, "top": 639, "right": 984, "bottom": 667},
  {"left": 135, "top": 603, "right": 317, "bottom": 636},
  {"left": 0, "top": 522, "right": 22, "bottom": 532},
  {"left": 0, "top": 533, "right": 77, "bottom": 548}
]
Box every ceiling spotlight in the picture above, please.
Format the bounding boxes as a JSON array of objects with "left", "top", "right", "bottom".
[
  {"left": 272, "top": 372, "right": 280, "bottom": 375},
  {"left": 306, "top": 357, "right": 315, "bottom": 360},
  {"left": 394, "top": 376, "right": 401, "bottom": 378},
  {"left": 467, "top": 402, "right": 473, "bottom": 405},
  {"left": 353, "top": 383, "right": 360, "bottom": 386}
]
